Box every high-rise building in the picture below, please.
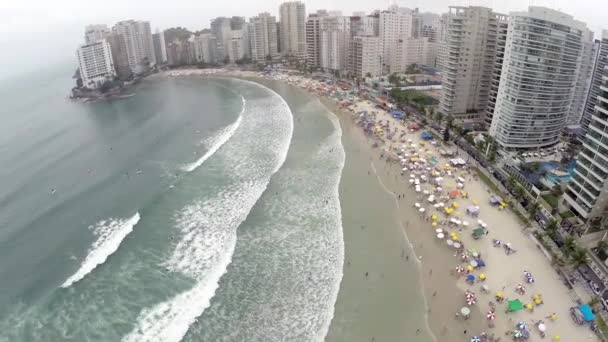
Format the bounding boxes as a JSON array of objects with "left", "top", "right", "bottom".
[
  {"left": 567, "top": 29, "right": 596, "bottom": 126},
  {"left": 249, "top": 13, "right": 279, "bottom": 63},
  {"left": 105, "top": 33, "right": 132, "bottom": 80},
  {"left": 211, "top": 17, "right": 232, "bottom": 63},
  {"left": 228, "top": 29, "right": 249, "bottom": 62},
  {"left": 564, "top": 66, "right": 608, "bottom": 222},
  {"left": 350, "top": 15, "right": 379, "bottom": 38},
  {"left": 306, "top": 10, "right": 329, "bottom": 69},
  {"left": 379, "top": 6, "right": 414, "bottom": 74},
  {"left": 112, "top": 20, "right": 156, "bottom": 75},
  {"left": 489, "top": 7, "right": 588, "bottom": 150},
  {"left": 76, "top": 39, "right": 116, "bottom": 89},
  {"left": 348, "top": 36, "right": 382, "bottom": 78},
  {"left": 167, "top": 39, "right": 193, "bottom": 66},
  {"left": 418, "top": 12, "right": 440, "bottom": 42},
  {"left": 580, "top": 32, "right": 608, "bottom": 136},
  {"left": 230, "top": 16, "right": 246, "bottom": 30},
  {"left": 483, "top": 14, "right": 509, "bottom": 128},
  {"left": 192, "top": 33, "right": 213, "bottom": 64},
  {"left": 392, "top": 37, "right": 435, "bottom": 72},
  {"left": 152, "top": 30, "right": 168, "bottom": 65},
  {"left": 84, "top": 24, "right": 110, "bottom": 44},
  {"left": 279, "top": 1, "right": 307, "bottom": 59},
  {"left": 439, "top": 6, "right": 506, "bottom": 127},
  {"left": 320, "top": 16, "right": 350, "bottom": 73}
]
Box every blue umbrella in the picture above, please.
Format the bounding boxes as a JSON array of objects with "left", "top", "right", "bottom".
[
  {"left": 517, "top": 321, "right": 527, "bottom": 330},
  {"left": 466, "top": 274, "right": 476, "bottom": 282},
  {"left": 471, "top": 337, "right": 481, "bottom": 342}
]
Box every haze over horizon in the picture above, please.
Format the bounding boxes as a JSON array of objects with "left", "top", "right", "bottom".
[{"left": 0, "top": 0, "right": 605, "bottom": 80}]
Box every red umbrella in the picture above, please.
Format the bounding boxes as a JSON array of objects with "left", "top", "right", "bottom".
[{"left": 486, "top": 311, "right": 496, "bottom": 320}]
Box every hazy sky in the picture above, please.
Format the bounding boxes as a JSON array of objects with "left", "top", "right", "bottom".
[{"left": 0, "top": 0, "right": 605, "bottom": 79}]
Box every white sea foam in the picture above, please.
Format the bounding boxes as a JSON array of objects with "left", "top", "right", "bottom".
[
  {"left": 123, "top": 79, "right": 294, "bottom": 342},
  {"left": 181, "top": 96, "right": 245, "bottom": 172},
  {"left": 61, "top": 212, "right": 140, "bottom": 288}
]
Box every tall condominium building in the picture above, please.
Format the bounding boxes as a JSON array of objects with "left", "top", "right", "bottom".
[
  {"left": 320, "top": 16, "right": 350, "bottom": 73},
  {"left": 76, "top": 39, "right": 116, "bottom": 89},
  {"left": 230, "top": 16, "right": 246, "bottom": 30},
  {"left": 483, "top": 14, "right": 509, "bottom": 128},
  {"left": 350, "top": 15, "right": 379, "bottom": 38},
  {"left": 564, "top": 66, "right": 608, "bottom": 222},
  {"left": 348, "top": 36, "right": 382, "bottom": 78},
  {"left": 392, "top": 37, "right": 435, "bottom": 72},
  {"left": 279, "top": 1, "right": 307, "bottom": 59},
  {"left": 152, "top": 30, "right": 168, "bottom": 65},
  {"left": 112, "top": 20, "right": 156, "bottom": 75},
  {"left": 84, "top": 24, "right": 110, "bottom": 44},
  {"left": 489, "top": 7, "right": 588, "bottom": 149},
  {"left": 380, "top": 6, "right": 414, "bottom": 74},
  {"left": 249, "top": 13, "right": 279, "bottom": 63},
  {"left": 580, "top": 32, "right": 608, "bottom": 136},
  {"left": 228, "top": 29, "right": 249, "bottom": 62},
  {"left": 167, "top": 39, "right": 193, "bottom": 66},
  {"left": 567, "top": 29, "right": 596, "bottom": 126},
  {"left": 306, "top": 10, "right": 329, "bottom": 68},
  {"left": 436, "top": 14, "right": 449, "bottom": 71},
  {"left": 105, "top": 33, "right": 132, "bottom": 80},
  {"left": 192, "top": 33, "right": 214, "bottom": 64},
  {"left": 439, "top": 6, "right": 506, "bottom": 127},
  {"left": 211, "top": 17, "right": 232, "bottom": 63}
]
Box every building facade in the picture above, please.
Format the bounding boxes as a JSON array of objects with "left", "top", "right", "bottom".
[
  {"left": 379, "top": 6, "right": 414, "bottom": 74},
  {"left": 228, "top": 29, "right": 249, "bottom": 62},
  {"left": 279, "top": 1, "right": 307, "bottom": 60},
  {"left": 249, "top": 13, "right": 279, "bottom": 63},
  {"left": 489, "top": 7, "right": 588, "bottom": 149},
  {"left": 105, "top": 33, "right": 132, "bottom": 80},
  {"left": 152, "top": 30, "right": 168, "bottom": 65},
  {"left": 568, "top": 29, "right": 596, "bottom": 126},
  {"left": 564, "top": 66, "right": 608, "bottom": 221},
  {"left": 392, "top": 37, "right": 435, "bottom": 72},
  {"left": 305, "top": 10, "right": 328, "bottom": 69},
  {"left": 210, "top": 17, "right": 232, "bottom": 63},
  {"left": 581, "top": 32, "right": 608, "bottom": 136},
  {"left": 319, "top": 16, "right": 350, "bottom": 73},
  {"left": 192, "top": 33, "right": 214, "bottom": 64},
  {"left": 348, "top": 36, "right": 381, "bottom": 78},
  {"left": 439, "top": 6, "right": 507, "bottom": 127},
  {"left": 484, "top": 14, "right": 509, "bottom": 128},
  {"left": 112, "top": 20, "right": 156, "bottom": 75},
  {"left": 76, "top": 39, "right": 116, "bottom": 89},
  {"left": 84, "top": 24, "right": 110, "bottom": 44}
]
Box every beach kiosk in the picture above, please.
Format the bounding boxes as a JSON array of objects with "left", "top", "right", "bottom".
[{"left": 507, "top": 299, "right": 524, "bottom": 313}]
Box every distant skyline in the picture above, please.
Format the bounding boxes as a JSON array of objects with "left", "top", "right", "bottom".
[{"left": 0, "top": 0, "right": 606, "bottom": 80}]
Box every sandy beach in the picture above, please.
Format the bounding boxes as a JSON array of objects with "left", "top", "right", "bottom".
[{"left": 167, "top": 68, "right": 601, "bottom": 342}]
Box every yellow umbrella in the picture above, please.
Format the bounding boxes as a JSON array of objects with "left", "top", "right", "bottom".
[
  {"left": 553, "top": 336, "right": 560, "bottom": 341},
  {"left": 472, "top": 199, "right": 479, "bottom": 205},
  {"left": 525, "top": 303, "right": 533, "bottom": 310},
  {"left": 550, "top": 313, "right": 557, "bottom": 321},
  {"left": 454, "top": 212, "right": 461, "bottom": 217},
  {"left": 432, "top": 222, "right": 438, "bottom": 227},
  {"left": 453, "top": 202, "right": 459, "bottom": 208},
  {"left": 431, "top": 215, "right": 438, "bottom": 220},
  {"left": 467, "top": 265, "right": 474, "bottom": 271},
  {"left": 496, "top": 292, "right": 504, "bottom": 298},
  {"left": 479, "top": 273, "right": 486, "bottom": 280}
]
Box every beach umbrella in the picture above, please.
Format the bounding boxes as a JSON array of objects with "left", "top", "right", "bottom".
[
  {"left": 496, "top": 292, "right": 503, "bottom": 298},
  {"left": 435, "top": 228, "right": 443, "bottom": 233},
  {"left": 419, "top": 208, "right": 425, "bottom": 213},
  {"left": 525, "top": 303, "right": 533, "bottom": 310},
  {"left": 479, "top": 273, "right": 486, "bottom": 281},
  {"left": 517, "top": 322, "right": 527, "bottom": 330},
  {"left": 466, "top": 265, "right": 474, "bottom": 272},
  {"left": 516, "top": 284, "right": 526, "bottom": 293},
  {"left": 460, "top": 306, "right": 471, "bottom": 316},
  {"left": 437, "top": 233, "right": 445, "bottom": 239},
  {"left": 431, "top": 214, "right": 438, "bottom": 220},
  {"left": 415, "top": 202, "right": 421, "bottom": 208},
  {"left": 514, "top": 330, "right": 523, "bottom": 338},
  {"left": 473, "top": 199, "right": 479, "bottom": 205},
  {"left": 550, "top": 313, "right": 558, "bottom": 321},
  {"left": 463, "top": 221, "right": 469, "bottom": 227},
  {"left": 487, "top": 311, "right": 496, "bottom": 320},
  {"left": 456, "top": 265, "right": 465, "bottom": 273},
  {"left": 447, "top": 239, "right": 454, "bottom": 246},
  {"left": 453, "top": 242, "right": 462, "bottom": 249},
  {"left": 470, "top": 260, "right": 478, "bottom": 268},
  {"left": 453, "top": 202, "right": 459, "bottom": 208},
  {"left": 470, "top": 337, "right": 481, "bottom": 342},
  {"left": 538, "top": 323, "right": 546, "bottom": 332},
  {"left": 432, "top": 222, "right": 438, "bottom": 227},
  {"left": 466, "top": 296, "right": 477, "bottom": 306},
  {"left": 482, "top": 284, "right": 489, "bottom": 292},
  {"left": 409, "top": 179, "right": 414, "bottom": 183},
  {"left": 553, "top": 335, "right": 560, "bottom": 341}
]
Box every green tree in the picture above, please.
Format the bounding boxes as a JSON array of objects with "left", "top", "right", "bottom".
[
  {"left": 528, "top": 201, "right": 541, "bottom": 220},
  {"left": 365, "top": 72, "right": 372, "bottom": 78},
  {"left": 545, "top": 219, "right": 558, "bottom": 231},
  {"left": 569, "top": 247, "right": 589, "bottom": 268},
  {"left": 443, "top": 127, "right": 450, "bottom": 142},
  {"left": 563, "top": 236, "right": 578, "bottom": 257},
  {"left": 513, "top": 185, "right": 525, "bottom": 201}
]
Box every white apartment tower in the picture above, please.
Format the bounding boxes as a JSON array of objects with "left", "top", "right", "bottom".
[
  {"left": 249, "top": 13, "right": 279, "bottom": 63},
  {"left": 210, "top": 17, "right": 232, "bottom": 63},
  {"left": 320, "top": 16, "right": 350, "bottom": 73},
  {"left": 279, "top": 1, "right": 307, "bottom": 59},
  {"left": 348, "top": 36, "right": 382, "bottom": 78},
  {"left": 580, "top": 31, "right": 608, "bottom": 136},
  {"left": 192, "top": 33, "right": 213, "bottom": 64},
  {"left": 350, "top": 15, "right": 379, "bottom": 38},
  {"left": 564, "top": 66, "right": 608, "bottom": 221},
  {"left": 567, "top": 29, "right": 596, "bottom": 126},
  {"left": 489, "top": 7, "right": 588, "bottom": 149},
  {"left": 379, "top": 6, "right": 414, "bottom": 74},
  {"left": 484, "top": 14, "right": 509, "bottom": 128},
  {"left": 228, "top": 29, "right": 249, "bottom": 63},
  {"left": 112, "top": 20, "right": 156, "bottom": 75},
  {"left": 306, "top": 10, "right": 329, "bottom": 69},
  {"left": 439, "top": 6, "right": 507, "bottom": 127},
  {"left": 84, "top": 24, "right": 110, "bottom": 44},
  {"left": 152, "top": 30, "right": 168, "bottom": 65},
  {"left": 392, "top": 37, "right": 435, "bottom": 72},
  {"left": 76, "top": 39, "right": 116, "bottom": 89}
]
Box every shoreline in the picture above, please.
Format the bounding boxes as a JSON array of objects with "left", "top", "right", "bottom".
[{"left": 167, "top": 68, "right": 600, "bottom": 342}]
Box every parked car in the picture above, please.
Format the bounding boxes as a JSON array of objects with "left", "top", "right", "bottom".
[
  {"left": 570, "top": 307, "right": 585, "bottom": 325},
  {"left": 590, "top": 281, "right": 601, "bottom": 295}
]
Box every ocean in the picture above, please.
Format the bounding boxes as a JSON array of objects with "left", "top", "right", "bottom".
[{"left": 0, "top": 65, "right": 345, "bottom": 341}]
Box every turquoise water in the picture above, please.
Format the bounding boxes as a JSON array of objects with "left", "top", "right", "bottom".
[{"left": 0, "top": 66, "right": 345, "bottom": 341}]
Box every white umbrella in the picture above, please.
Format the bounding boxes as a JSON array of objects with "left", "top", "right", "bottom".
[
  {"left": 446, "top": 239, "right": 454, "bottom": 246},
  {"left": 435, "top": 228, "right": 443, "bottom": 233},
  {"left": 419, "top": 208, "right": 426, "bottom": 213},
  {"left": 538, "top": 323, "right": 546, "bottom": 332},
  {"left": 463, "top": 221, "right": 469, "bottom": 227},
  {"left": 415, "top": 203, "right": 421, "bottom": 208},
  {"left": 434, "top": 203, "right": 441, "bottom": 208},
  {"left": 436, "top": 187, "right": 443, "bottom": 192},
  {"left": 437, "top": 233, "right": 445, "bottom": 239},
  {"left": 481, "top": 223, "right": 488, "bottom": 228},
  {"left": 409, "top": 179, "right": 415, "bottom": 183},
  {"left": 402, "top": 167, "right": 407, "bottom": 171},
  {"left": 416, "top": 188, "right": 421, "bottom": 192},
  {"left": 453, "top": 242, "right": 462, "bottom": 249},
  {"left": 470, "top": 260, "right": 478, "bottom": 268},
  {"left": 460, "top": 307, "right": 471, "bottom": 316},
  {"left": 423, "top": 190, "right": 430, "bottom": 195}
]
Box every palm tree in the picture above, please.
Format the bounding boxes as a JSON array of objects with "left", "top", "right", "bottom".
[
  {"left": 528, "top": 201, "right": 540, "bottom": 219},
  {"left": 569, "top": 247, "right": 589, "bottom": 268},
  {"left": 545, "top": 219, "right": 558, "bottom": 231},
  {"left": 507, "top": 176, "right": 517, "bottom": 191},
  {"left": 563, "top": 236, "right": 578, "bottom": 257}
]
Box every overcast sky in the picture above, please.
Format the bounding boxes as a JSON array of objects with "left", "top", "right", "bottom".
[{"left": 0, "top": 0, "right": 605, "bottom": 80}]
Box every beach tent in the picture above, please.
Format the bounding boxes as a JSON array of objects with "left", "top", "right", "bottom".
[
  {"left": 507, "top": 299, "right": 524, "bottom": 312},
  {"left": 472, "top": 227, "right": 486, "bottom": 239},
  {"left": 421, "top": 132, "right": 434, "bottom": 140},
  {"left": 579, "top": 304, "right": 595, "bottom": 321},
  {"left": 489, "top": 195, "right": 503, "bottom": 206},
  {"left": 467, "top": 205, "right": 480, "bottom": 216}
]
